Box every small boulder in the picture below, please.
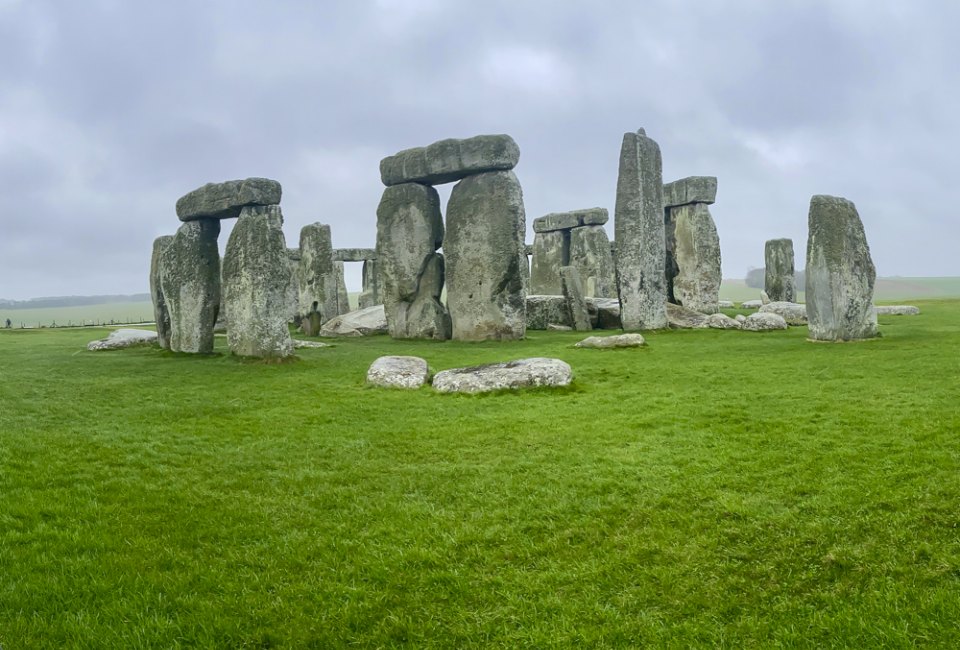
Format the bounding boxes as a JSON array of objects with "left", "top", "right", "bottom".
[
  {"left": 735, "top": 314, "right": 747, "bottom": 323},
  {"left": 666, "top": 302, "right": 710, "bottom": 329},
  {"left": 718, "top": 300, "right": 734, "bottom": 309},
  {"left": 432, "top": 358, "right": 572, "bottom": 394},
  {"left": 706, "top": 313, "right": 741, "bottom": 330},
  {"left": 741, "top": 312, "right": 789, "bottom": 331},
  {"left": 759, "top": 301, "right": 808, "bottom": 325},
  {"left": 319, "top": 305, "right": 388, "bottom": 337},
  {"left": 740, "top": 300, "right": 762, "bottom": 309},
  {"left": 87, "top": 328, "right": 158, "bottom": 351},
  {"left": 367, "top": 355, "right": 429, "bottom": 389},
  {"left": 575, "top": 333, "right": 646, "bottom": 349}
]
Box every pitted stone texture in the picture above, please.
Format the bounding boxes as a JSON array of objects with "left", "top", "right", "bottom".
[
  {"left": 741, "top": 312, "right": 789, "bottom": 331},
  {"left": 319, "top": 304, "right": 388, "bottom": 337},
  {"left": 285, "top": 248, "right": 300, "bottom": 324},
  {"left": 150, "top": 235, "right": 174, "bottom": 349},
  {"left": 159, "top": 219, "right": 221, "bottom": 353},
  {"left": 525, "top": 295, "right": 571, "bottom": 330},
  {"left": 663, "top": 176, "right": 717, "bottom": 208},
  {"left": 560, "top": 266, "right": 591, "bottom": 331},
  {"left": 569, "top": 225, "right": 617, "bottom": 298},
  {"left": 367, "top": 355, "right": 429, "bottom": 389},
  {"left": 764, "top": 238, "right": 796, "bottom": 302},
  {"left": 432, "top": 358, "right": 572, "bottom": 394},
  {"left": 706, "top": 313, "right": 742, "bottom": 329},
  {"left": 575, "top": 333, "right": 646, "bottom": 348},
  {"left": 176, "top": 178, "right": 281, "bottom": 221},
  {"left": 666, "top": 302, "right": 710, "bottom": 329},
  {"left": 669, "top": 202, "right": 721, "bottom": 313},
  {"left": 530, "top": 230, "right": 565, "bottom": 296},
  {"left": 805, "top": 195, "right": 878, "bottom": 341},
  {"left": 333, "top": 248, "right": 377, "bottom": 262},
  {"left": 445, "top": 170, "right": 526, "bottom": 341},
  {"left": 874, "top": 305, "right": 920, "bottom": 316},
  {"left": 532, "top": 208, "right": 608, "bottom": 233},
  {"left": 297, "top": 223, "right": 338, "bottom": 335},
  {"left": 740, "top": 300, "right": 762, "bottom": 309},
  {"left": 375, "top": 183, "right": 449, "bottom": 340},
  {"left": 380, "top": 134, "right": 520, "bottom": 186},
  {"left": 87, "top": 328, "right": 158, "bottom": 351},
  {"left": 222, "top": 205, "right": 294, "bottom": 358},
  {"left": 614, "top": 129, "right": 667, "bottom": 330},
  {"left": 759, "top": 301, "right": 807, "bottom": 325}
]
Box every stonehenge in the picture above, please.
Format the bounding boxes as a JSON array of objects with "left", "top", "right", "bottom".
[
  {"left": 663, "top": 176, "right": 721, "bottom": 314},
  {"left": 297, "top": 223, "right": 337, "bottom": 336},
  {"left": 764, "top": 238, "right": 795, "bottom": 302},
  {"left": 150, "top": 235, "right": 173, "bottom": 350},
  {"left": 530, "top": 208, "right": 616, "bottom": 298}
]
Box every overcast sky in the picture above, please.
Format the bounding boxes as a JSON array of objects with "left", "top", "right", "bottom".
[{"left": 2, "top": 0, "right": 957, "bottom": 300}]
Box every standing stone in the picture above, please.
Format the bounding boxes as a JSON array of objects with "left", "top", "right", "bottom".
[
  {"left": 764, "top": 238, "right": 796, "bottom": 303},
  {"left": 375, "top": 183, "right": 450, "bottom": 340},
  {"left": 805, "top": 195, "right": 878, "bottom": 341},
  {"left": 560, "top": 266, "right": 592, "bottom": 331},
  {"left": 445, "top": 170, "right": 526, "bottom": 341},
  {"left": 569, "top": 225, "right": 617, "bottom": 298},
  {"left": 614, "top": 129, "right": 667, "bottom": 330},
  {"left": 358, "top": 258, "right": 381, "bottom": 309},
  {"left": 529, "top": 230, "right": 566, "bottom": 295},
  {"left": 670, "top": 203, "right": 721, "bottom": 313},
  {"left": 222, "top": 205, "right": 294, "bottom": 359},
  {"left": 333, "top": 261, "right": 350, "bottom": 315},
  {"left": 285, "top": 248, "right": 301, "bottom": 324},
  {"left": 297, "top": 223, "right": 337, "bottom": 336},
  {"left": 150, "top": 235, "right": 174, "bottom": 349},
  {"left": 158, "top": 219, "right": 221, "bottom": 353}
]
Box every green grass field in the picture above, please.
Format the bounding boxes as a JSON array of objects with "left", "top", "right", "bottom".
[{"left": 2, "top": 301, "right": 959, "bottom": 647}]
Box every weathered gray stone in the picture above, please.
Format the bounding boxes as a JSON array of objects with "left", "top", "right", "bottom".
[
  {"left": 176, "top": 178, "right": 281, "bottom": 221},
  {"left": 380, "top": 134, "right": 520, "bottom": 186},
  {"left": 874, "top": 305, "right": 920, "bottom": 316},
  {"left": 663, "top": 176, "right": 717, "bottom": 208},
  {"left": 668, "top": 202, "right": 721, "bottom": 313},
  {"left": 445, "top": 170, "right": 526, "bottom": 341},
  {"left": 741, "top": 312, "right": 789, "bottom": 331},
  {"left": 706, "top": 313, "right": 741, "bottom": 329},
  {"left": 760, "top": 290, "right": 771, "bottom": 305},
  {"left": 358, "top": 258, "right": 382, "bottom": 309},
  {"left": 614, "top": 129, "right": 667, "bottom": 330},
  {"left": 805, "top": 195, "right": 878, "bottom": 341},
  {"left": 333, "top": 248, "right": 377, "bottom": 262},
  {"left": 293, "top": 339, "right": 332, "bottom": 349},
  {"left": 87, "top": 328, "right": 158, "bottom": 351},
  {"left": 530, "top": 230, "right": 565, "bottom": 295},
  {"left": 735, "top": 314, "right": 747, "bottom": 323},
  {"left": 560, "top": 266, "right": 591, "bottom": 331},
  {"left": 666, "top": 302, "right": 710, "bottom": 329},
  {"left": 759, "top": 301, "right": 807, "bottom": 325},
  {"left": 532, "top": 208, "right": 608, "bottom": 233},
  {"left": 524, "top": 243, "right": 534, "bottom": 257},
  {"left": 718, "top": 300, "right": 735, "bottom": 309},
  {"left": 367, "top": 355, "right": 429, "bottom": 389},
  {"left": 740, "top": 300, "right": 762, "bottom": 309},
  {"left": 333, "top": 261, "right": 351, "bottom": 316},
  {"left": 158, "top": 219, "right": 221, "bottom": 353},
  {"left": 764, "top": 238, "right": 795, "bottom": 302},
  {"left": 297, "top": 223, "right": 338, "bottom": 335},
  {"left": 375, "top": 183, "right": 449, "bottom": 340},
  {"left": 319, "top": 304, "right": 388, "bottom": 337},
  {"left": 575, "top": 333, "right": 646, "bottom": 349},
  {"left": 547, "top": 324, "right": 572, "bottom": 331},
  {"left": 589, "top": 297, "right": 622, "bottom": 330},
  {"left": 222, "top": 205, "right": 294, "bottom": 359},
  {"left": 285, "top": 248, "right": 300, "bottom": 324},
  {"left": 569, "top": 225, "right": 617, "bottom": 298},
  {"left": 432, "top": 358, "right": 572, "bottom": 394},
  {"left": 525, "top": 295, "right": 571, "bottom": 330},
  {"left": 150, "top": 235, "right": 174, "bottom": 350}
]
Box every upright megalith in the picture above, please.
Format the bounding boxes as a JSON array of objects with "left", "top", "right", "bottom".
[
  {"left": 380, "top": 134, "right": 520, "bottom": 186},
  {"left": 663, "top": 176, "right": 721, "bottom": 313},
  {"left": 150, "top": 235, "right": 174, "bottom": 349},
  {"left": 375, "top": 183, "right": 450, "bottom": 340},
  {"left": 297, "top": 223, "right": 337, "bottom": 336},
  {"left": 560, "top": 266, "right": 592, "bottom": 331},
  {"left": 445, "top": 170, "right": 527, "bottom": 341},
  {"left": 176, "top": 178, "right": 282, "bottom": 221},
  {"left": 764, "top": 238, "right": 795, "bottom": 303},
  {"left": 614, "top": 129, "right": 667, "bottom": 329},
  {"left": 530, "top": 208, "right": 616, "bottom": 298},
  {"left": 805, "top": 195, "right": 878, "bottom": 341},
  {"left": 569, "top": 224, "right": 617, "bottom": 298},
  {"left": 530, "top": 229, "right": 566, "bottom": 295},
  {"left": 158, "top": 219, "right": 221, "bottom": 353},
  {"left": 285, "top": 248, "right": 301, "bottom": 324},
  {"left": 333, "top": 261, "right": 350, "bottom": 315},
  {"left": 222, "top": 205, "right": 294, "bottom": 358}
]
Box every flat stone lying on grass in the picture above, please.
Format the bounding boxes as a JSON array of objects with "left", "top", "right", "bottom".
[
  {"left": 759, "top": 301, "right": 808, "bottom": 325},
  {"left": 367, "top": 355, "right": 429, "bottom": 389},
  {"left": 293, "top": 340, "right": 333, "bottom": 348},
  {"left": 741, "top": 312, "right": 789, "bottom": 331},
  {"left": 666, "top": 302, "right": 710, "bottom": 329},
  {"left": 706, "top": 313, "right": 741, "bottom": 329},
  {"left": 318, "top": 304, "right": 388, "bottom": 337},
  {"left": 87, "top": 329, "right": 158, "bottom": 351},
  {"left": 575, "top": 333, "right": 646, "bottom": 348},
  {"left": 874, "top": 305, "right": 920, "bottom": 316},
  {"left": 547, "top": 324, "right": 572, "bottom": 331},
  {"left": 740, "top": 300, "right": 762, "bottom": 309},
  {"left": 718, "top": 300, "right": 734, "bottom": 309},
  {"left": 432, "top": 358, "right": 572, "bottom": 394}
]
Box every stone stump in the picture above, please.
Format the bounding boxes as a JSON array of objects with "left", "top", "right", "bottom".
[
  {"left": 158, "top": 219, "right": 221, "bottom": 353},
  {"left": 764, "top": 238, "right": 795, "bottom": 303},
  {"left": 150, "top": 235, "right": 174, "bottom": 349}
]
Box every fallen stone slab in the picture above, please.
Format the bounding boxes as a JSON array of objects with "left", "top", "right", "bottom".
[
  {"left": 718, "top": 300, "right": 734, "bottom": 309},
  {"left": 333, "top": 248, "right": 377, "bottom": 262},
  {"left": 367, "top": 355, "right": 429, "bottom": 389},
  {"left": 759, "top": 301, "right": 808, "bottom": 325},
  {"left": 176, "top": 178, "right": 282, "bottom": 221},
  {"left": 706, "top": 313, "right": 741, "bottom": 329},
  {"left": 319, "top": 304, "right": 388, "bottom": 337},
  {"left": 740, "top": 300, "right": 762, "bottom": 309},
  {"left": 666, "top": 302, "right": 711, "bottom": 329},
  {"left": 575, "top": 333, "right": 646, "bottom": 349},
  {"left": 293, "top": 340, "right": 333, "bottom": 348},
  {"left": 526, "top": 295, "right": 571, "bottom": 330},
  {"left": 380, "top": 134, "right": 520, "bottom": 186},
  {"left": 663, "top": 176, "right": 717, "bottom": 208},
  {"left": 87, "top": 328, "right": 158, "bottom": 351},
  {"left": 874, "top": 305, "right": 920, "bottom": 316},
  {"left": 741, "top": 312, "right": 789, "bottom": 331},
  {"left": 432, "top": 357, "right": 572, "bottom": 394}
]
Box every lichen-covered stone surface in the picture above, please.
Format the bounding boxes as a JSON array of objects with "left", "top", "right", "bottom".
[
  {"left": 358, "top": 258, "right": 382, "bottom": 310},
  {"left": 874, "top": 305, "right": 920, "bottom": 316},
  {"left": 805, "top": 195, "right": 878, "bottom": 341},
  {"left": 297, "top": 223, "right": 337, "bottom": 335},
  {"left": 560, "top": 266, "right": 591, "bottom": 331},
  {"left": 319, "top": 304, "right": 388, "bottom": 337},
  {"left": 380, "top": 134, "right": 520, "bottom": 186},
  {"left": 445, "top": 170, "right": 526, "bottom": 341},
  {"left": 366, "top": 355, "right": 429, "bottom": 389},
  {"left": 663, "top": 176, "right": 717, "bottom": 208},
  {"left": 569, "top": 225, "right": 617, "bottom": 298},
  {"left": 87, "top": 328, "right": 158, "bottom": 351},
  {"left": 759, "top": 301, "right": 807, "bottom": 325},
  {"left": 222, "top": 205, "right": 294, "bottom": 359},
  {"left": 532, "top": 208, "right": 608, "bottom": 233},
  {"left": 530, "top": 230, "right": 565, "bottom": 295},
  {"left": 666, "top": 302, "right": 711, "bottom": 329},
  {"left": 669, "top": 203, "right": 721, "bottom": 313},
  {"left": 333, "top": 248, "right": 377, "bottom": 262},
  {"left": 159, "top": 219, "right": 221, "bottom": 353},
  {"left": 150, "top": 235, "right": 174, "bottom": 349},
  {"left": 741, "top": 312, "right": 789, "bottom": 331},
  {"left": 432, "top": 358, "right": 572, "bottom": 394},
  {"left": 706, "top": 313, "right": 741, "bottom": 330},
  {"left": 525, "top": 295, "right": 570, "bottom": 330},
  {"left": 614, "top": 129, "right": 667, "bottom": 330},
  {"left": 333, "top": 261, "right": 351, "bottom": 316},
  {"left": 575, "top": 333, "right": 646, "bottom": 349},
  {"left": 175, "top": 178, "right": 281, "bottom": 221},
  {"left": 764, "top": 238, "right": 795, "bottom": 302}
]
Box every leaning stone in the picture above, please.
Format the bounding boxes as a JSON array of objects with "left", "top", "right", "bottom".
[
  {"left": 663, "top": 176, "right": 717, "bottom": 208},
  {"left": 529, "top": 230, "right": 565, "bottom": 295},
  {"left": 87, "top": 328, "right": 158, "bottom": 351},
  {"left": 668, "top": 202, "right": 721, "bottom": 313},
  {"left": 561, "top": 266, "right": 592, "bottom": 331},
  {"left": 741, "top": 312, "right": 789, "bottom": 331},
  {"left": 150, "top": 235, "right": 174, "bottom": 350},
  {"left": 569, "top": 225, "right": 617, "bottom": 298},
  {"left": 526, "top": 295, "right": 571, "bottom": 330},
  {"left": 805, "top": 195, "right": 878, "bottom": 341},
  {"left": 874, "top": 305, "right": 920, "bottom": 316},
  {"left": 297, "top": 223, "right": 338, "bottom": 335},
  {"left": 614, "top": 129, "right": 667, "bottom": 329},
  {"left": 706, "top": 313, "right": 741, "bottom": 330},
  {"left": 666, "top": 302, "right": 711, "bottom": 329},
  {"left": 159, "top": 218, "right": 221, "bottom": 354},
  {"left": 380, "top": 134, "right": 520, "bottom": 186},
  {"left": 319, "top": 304, "right": 388, "bottom": 337},
  {"left": 759, "top": 301, "right": 807, "bottom": 325},
  {"left": 176, "top": 178, "right": 281, "bottom": 221},
  {"left": 367, "top": 355, "right": 429, "bottom": 389},
  {"left": 432, "top": 358, "right": 572, "bottom": 394},
  {"left": 222, "top": 205, "right": 294, "bottom": 359},
  {"left": 575, "top": 333, "right": 646, "bottom": 349},
  {"left": 333, "top": 248, "right": 377, "bottom": 262},
  {"left": 740, "top": 300, "right": 762, "bottom": 309},
  {"left": 764, "top": 238, "right": 796, "bottom": 302},
  {"left": 445, "top": 170, "right": 526, "bottom": 341}
]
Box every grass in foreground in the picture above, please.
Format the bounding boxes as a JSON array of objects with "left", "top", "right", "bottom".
[{"left": 2, "top": 302, "right": 960, "bottom": 647}]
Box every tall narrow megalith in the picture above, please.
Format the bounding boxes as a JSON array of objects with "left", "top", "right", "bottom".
[
  {"left": 150, "top": 235, "right": 174, "bottom": 349},
  {"left": 614, "top": 129, "right": 667, "bottom": 329},
  {"left": 805, "top": 195, "right": 878, "bottom": 341},
  {"left": 158, "top": 219, "right": 221, "bottom": 353},
  {"left": 297, "top": 223, "right": 337, "bottom": 336},
  {"left": 764, "top": 238, "right": 795, "bottom": 303},
  {"left": 670, "top": 202, "right": 721, "bottom": 313}
]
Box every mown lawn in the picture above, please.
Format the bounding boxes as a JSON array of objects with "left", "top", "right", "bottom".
[{"left": 2, "top": 302, "right": 959, "bottom": 648}]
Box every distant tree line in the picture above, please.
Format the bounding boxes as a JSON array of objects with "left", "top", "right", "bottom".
[
  {"left": 745, "top": 268, "right": 805, "bottom": 289},
  {"left": 0, "top": 293, "right": 150, "bottom": 310}
]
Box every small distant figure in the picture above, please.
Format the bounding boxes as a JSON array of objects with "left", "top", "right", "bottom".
[{"left": 4, "top": 318, "right": 10, "bottom": 328}]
